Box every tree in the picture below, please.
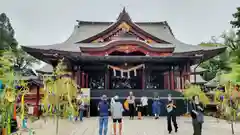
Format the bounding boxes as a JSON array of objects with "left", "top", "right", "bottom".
[
  {"left": 230, "top": 7, "right": 240, "bottom": 36},
  {"left": 199, "top": 42, "right": 231, "bottom": 81},
  {"left": 10, "top": 48, "right": 40, "bottom": 75},
  {"left": 213, "top": 63, "right": 240, "bottom": 135},
  {"left": 0, "top": 13, "right": 17, "bottom": 51},
  {"left": 221, "top": 30, "right": 240, "bottom": 53},
  {"left": 0, "top": 13, "right": 40, "bottom": 75},
  {"left": 42, "top": 59, "right": 78, "bottom": 135}
]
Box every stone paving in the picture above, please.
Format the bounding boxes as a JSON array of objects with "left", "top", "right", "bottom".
[{"left": 20, "top": 116, "right": 240, "bottom": 135}]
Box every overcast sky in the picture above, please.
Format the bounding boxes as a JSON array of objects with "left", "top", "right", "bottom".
[{"left": 1, "top": 0, "right": 240, "bottom": 46}]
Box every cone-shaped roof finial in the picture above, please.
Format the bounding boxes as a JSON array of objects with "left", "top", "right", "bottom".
[
  {"left": 117, "top": 7, "right": 131, "bottom": 21},
  {"left": 122, "top": 7, "right": 126, "bottom": 13}
]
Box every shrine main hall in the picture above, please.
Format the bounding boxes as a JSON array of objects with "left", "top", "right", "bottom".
[{"left": 22, "top": 8, "right": 225, "bottom": 115}]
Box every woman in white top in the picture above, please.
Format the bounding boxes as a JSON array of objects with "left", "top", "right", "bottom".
[
  {"left": 127, "top": 91, "right": 135, "bottom": 120},
  {"left": 140, "top": 96, "right": 148, "bottom": 116}
]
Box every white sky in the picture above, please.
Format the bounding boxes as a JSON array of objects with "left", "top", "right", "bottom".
[{"left": 1, "top": 0, "right": 240, "bottom": 46}]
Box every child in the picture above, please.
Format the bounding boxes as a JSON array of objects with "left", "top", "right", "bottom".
[{"left": 79, "top": 99, "right": 85, "bottom": 121}]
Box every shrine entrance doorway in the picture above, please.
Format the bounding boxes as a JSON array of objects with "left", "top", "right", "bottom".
[{"left": 108, "top": 50, "right": 145, "bottom": 90}]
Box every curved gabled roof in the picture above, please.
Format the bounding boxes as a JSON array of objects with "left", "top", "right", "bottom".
[
  {"left": 76, "top": 8, "right": 171, "bottom": 44},
  {"left": 22, "top": 7, "right": 226, "bottom": 61}
]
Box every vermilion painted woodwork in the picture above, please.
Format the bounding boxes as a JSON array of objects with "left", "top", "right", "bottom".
[
  {"left": 86, "top": 73, "right": 88, "bottom": 88},
  {"left": 163, "top": 72, "right": 169, "bottom": 89},
  {"left": 92, "top": 22, "right": 157, "bottom": 43},
  {"left": 81, "top": 72, "right": 85, "bottom": 88},
  {"left": 170, "top": 70, "right": 174, "bottom": 90},
  {"left": 141, "top": 70, "right": 145, "bottom": 89},
  {"left": 85, "top": 45, "right": 172, "bottom": 56}
]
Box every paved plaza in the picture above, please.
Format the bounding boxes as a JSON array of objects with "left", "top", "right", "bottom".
[{"left": 21, "top": 116, "right": 240, "bottom": 135}]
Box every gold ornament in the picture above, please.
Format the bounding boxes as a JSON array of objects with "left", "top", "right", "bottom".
[{"left": 118, "top": 22, "right": 131, "bottom": 32}]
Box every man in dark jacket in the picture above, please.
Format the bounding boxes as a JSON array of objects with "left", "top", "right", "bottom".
[{"left": 98, "top": 95, "right": 109, "bottom": 135}]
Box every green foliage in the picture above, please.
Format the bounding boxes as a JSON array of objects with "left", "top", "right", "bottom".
[
  {"left": 12, "top": 47, "right": 40, "bottom": 73},
  {"left": 0, "top": 13, "right": 39, "bottom": 76},
  {"left": 230, "top": 7, "right": 240, "bottom": 35},
  {"left": 0, "top": 50, "right": 17, "bottom": 131},
  {"left": 41, "top": 59, "right": 78, "bottom": 118},
  {"left": 208, "top": 60, "right": 240, "bottom": 121},
  {"left": 199, "top": 42, "right": 231, "bottom": 81},
  {"left": 220, "top": 63, "right": 240, "bottom": 85},
  {"left": 0, "top": 13, "right": 17, "bottom": 51},
  {"left": 183, "top": 85, "right": 210, "bottom": 105},
  {"left": 221, "top": 30, "right": 240, "bottom": 53}
]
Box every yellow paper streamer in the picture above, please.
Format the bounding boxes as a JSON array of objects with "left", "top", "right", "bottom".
[{"left": 21, "top": 94, "right": 25, "bottom": 121}]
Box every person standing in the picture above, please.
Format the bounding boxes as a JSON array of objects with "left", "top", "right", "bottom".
[
  {"left": 98, "top": 95, "right": 109, "bottom": 135},
  {"left": 78, "top": 99, "right": 85, "bottom": 121},
  {"left": 127, "top": 91, "right": 135, "bottom": 120},
  {"left": 152, "top": 96, "right": 162, "bottom": 119},
  {"left": 190, "top": 95, "right": 204, "bottom": 135},
  {"left": 111, "top": 95, "right": 124, "bottom": 135},
  {"left": 166, "top": 100, "right": 178, "bottom": 134},
  {"left": 141, "top": 96, "right": 148, "bottom": 116}
]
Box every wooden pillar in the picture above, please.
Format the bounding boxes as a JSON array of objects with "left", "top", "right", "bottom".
[
  {"left": 72, "top": 66, "right": 75, "bottom": 80},
  {"left": 182, "top": 64, "right": 188, "bottom": 88},
  {"left": 81, "top": 72, "right": 85, "bottom": 88},
  {"left": 142, "top": 68, "right": 145, "bottom": 90},
  {"left": 180, "top": 69, "right": 183, "bottom": 89},
  {"left": 86, "top": 73, "right": 88, "bottom": 88},
  {"left": 186, "top": 62, "right": 190, "bottom": 81},
  {"left": 170, "top": 66, "right": 174, "bottom": 90},
  {"left": 34, "top": 86, "right": 40, "bottom": 117},
  {"left": 184, "top": 64, "right": 188, "bottom": 87},
  {"left": 78, "top": 67, "right": 81, "bottom": 87},
  {"left": 164, "top": 72, "right": 169, "bottom": 89},
  {"left": 105, "top": 67, "right": 109, "bottom": 90},
  {"left": 168, "top": 70, "right": 171, "bottom": 89}
]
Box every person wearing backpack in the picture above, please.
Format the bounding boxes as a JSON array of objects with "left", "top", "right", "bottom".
[
  {"left": 190, "top": 95, "right": 204, "bottom": 135},
  {"left": 111, "top": 95, "right": 124, "bottom": 135},
  {"left": 98, "top": 95, "right": 109, "bottom": 135}
]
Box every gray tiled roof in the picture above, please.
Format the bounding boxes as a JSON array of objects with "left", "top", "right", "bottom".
[
  {"left": 190, "top": 74, "right": 206, "bottom": 84},
  {"left": 14, "top": 75, "right": 39, "bottom": 80},
  {"left": 70, "top": 22, "right": 203, "bottom": 53},
  {"left": 204, "top": 77, "right": 218, "bottom": 87},
  {"left": 22, "top": 10, "right": 225, "bottom": 55},
  {"left": 22, "top": 22, "right": 204, "bottom": 53},
  {"left": 36, "top": 64, "right": 53, "bottom": 73},
  {"left": 190, "top": 65, "right": 206, "bottom": 73}
]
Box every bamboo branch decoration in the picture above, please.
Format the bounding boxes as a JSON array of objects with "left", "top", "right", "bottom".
[{"left": 41, "top": 59, "right": 78, "bottom": 135}]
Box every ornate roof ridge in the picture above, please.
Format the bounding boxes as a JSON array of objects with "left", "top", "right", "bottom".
[
  {"left": 76, "top": 20, "right": 167, "bottom": 25},
  {"left": 78, "top": 8, "right": 171, "bottom": 44}
]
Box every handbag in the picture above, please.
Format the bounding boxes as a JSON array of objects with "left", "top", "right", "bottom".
[{"left": 193, "top": 103, "right": 204, "bottom": 123}]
